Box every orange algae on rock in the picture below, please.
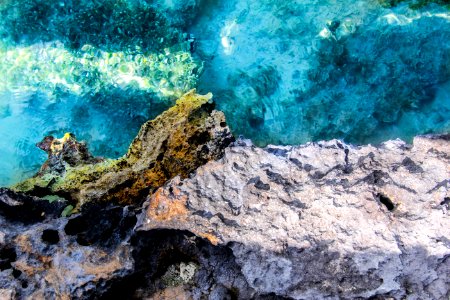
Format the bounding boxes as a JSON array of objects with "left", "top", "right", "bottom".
[{"left": 13, "top": 90, "right": 234, "bottom": 208}]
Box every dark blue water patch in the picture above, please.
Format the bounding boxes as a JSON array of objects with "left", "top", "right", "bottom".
[{"left": 0, "top": 0, "right": 181, "bottom": 52}]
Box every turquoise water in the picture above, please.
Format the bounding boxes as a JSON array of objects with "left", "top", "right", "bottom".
[{"left": 0, "top": 0, "right": 449, "bottom": 186}]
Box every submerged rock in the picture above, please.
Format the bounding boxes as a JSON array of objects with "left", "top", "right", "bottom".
[
  {"left": 13, "top": 90, "right": 234, "bottom": 208},
  {"left": 137, "top": 135, "right": 450, "bottom": 299}
]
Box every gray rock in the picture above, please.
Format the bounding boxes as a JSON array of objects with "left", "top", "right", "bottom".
[
  {"left": 137, "top": 134, "right": 450, "bottom": 299},
  {"left": 0, "top": 198, "right": 136, "bottom": 299},
  {"left": 1, "top": 135, "right": 448, "bottom": 299}
]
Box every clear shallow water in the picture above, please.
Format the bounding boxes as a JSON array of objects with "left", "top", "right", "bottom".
[
  {"left": 0, "top": 0, "right": 449, "bottom": 186},
  {"left": 191, "top": 0, "right": 450, "bottom": 145}
]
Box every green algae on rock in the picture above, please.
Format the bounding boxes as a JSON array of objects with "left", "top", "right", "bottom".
[{"left": 13, "top": 90, "right": 234, "bottom": 208}]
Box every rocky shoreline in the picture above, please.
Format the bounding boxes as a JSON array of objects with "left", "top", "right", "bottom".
[{"left": 1, "top": 91, "right": 449, "bottom": 299}]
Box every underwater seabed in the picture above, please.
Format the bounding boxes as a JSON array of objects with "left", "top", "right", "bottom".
[
  {"left": 191, "top": 0, "right": 450, "bottom": 145},
  {"left": 0, "top": 0, "right": 450, "bottom": 186},
  {"left": 0, "top": 0, "right": 201, "bottom": 186}
]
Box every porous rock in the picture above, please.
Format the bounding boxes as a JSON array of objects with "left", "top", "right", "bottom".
[
  {"left": 137, "top": 134, "right": 450, "bottom": 299},
  {"left": 0, "top": 199, "right": 137, "bottom": 299},
  {"left": 0, "top": 193, "right": 259, "bottom": 299},
  {"left": 13, "top": 90, "right": 234, "bottom": 208}
]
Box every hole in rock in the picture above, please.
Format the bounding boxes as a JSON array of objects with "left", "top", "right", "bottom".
[
  {"left": 187, "top": 131, "right": 210, "bottom": 145},
  {"left": 76, "top": 234, "right": 92, "bottom": 247},
  {"left": 64, "top": 216, "right": 89, "bottom": 236},
  {"left": 21, "top": 281, "right": 28, "bottom": 289},
  {"left": 440, "top": 197, "right": 450, "bottom": 206},
  {"left": 12, "top": 268, "right": 22, "bottom": 278},
  {"left": 376, "top": 193, "right": 395, "bottom": 211},
  {"left": 64, "top": 205, "right": 137, "bottom": 247},
  {"left": 156, "top": 152, "right": 165, "bottom": 161},
  {"left": 98, "top": 229, "right": 248, "bottom": 300},
  {"left": 41, "top": 229, "right": 60, "bottom": 245},
  {"left": 0, "top": 246, "right": 17, "bottom": 270}
]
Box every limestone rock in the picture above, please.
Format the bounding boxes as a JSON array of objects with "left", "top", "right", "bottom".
[
  {"left": 13, "top": 90, "right": 234, "bottom": 208},
  {"left": 137, "top": 135, "right": 450, "bottom": 299}
]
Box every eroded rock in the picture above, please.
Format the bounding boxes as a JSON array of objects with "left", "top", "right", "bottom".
[
  {"left": 137, "top": 135, "right": 450, "bottom": 299},
  {"left": 0, "top": 188, "right": 66, "bottom": 224},
  {"left": 0, "top": 200, "right": 137, "bottom": 299},
  {"left": 3, "top": 95, "right": 449, "bottom": 299},
  {"left": 13, "top": 90, "right": 234, "bottom": 208}
]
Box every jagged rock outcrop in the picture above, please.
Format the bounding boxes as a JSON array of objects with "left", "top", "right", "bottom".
[
  {"left": 13, "top": 90, "right": 234, "bottom": 208},
  {"left": 1, "top": 95, "right": 449, "bottom": 299},
  {"left": 137, "top": 135, "right": 450, "bottom": 299}
]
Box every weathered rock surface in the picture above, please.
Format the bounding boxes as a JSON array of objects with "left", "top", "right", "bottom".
[
  {"left": 0, "top": 188, "right": 137, "bottom": 299},
  {"left": 2, "top": 96, "right": 449, "bottom": 299},
  {"left": 137, "top": 135, "right": 450, "bottom": 299},
  {"left": 0, "top": 188, "right": 258, "bottom": 299},
  {"left": 13, "top": 90, "right": 233, "bottom": 208}
]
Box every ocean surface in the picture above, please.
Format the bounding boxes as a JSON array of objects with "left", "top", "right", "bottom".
[{"left": 0, "top": 0, "right": 449, "bottom": 186}]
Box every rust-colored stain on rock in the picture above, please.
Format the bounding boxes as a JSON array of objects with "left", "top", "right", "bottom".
[{"left": 147, "top": 187, "right": 188, "bottom": 222}]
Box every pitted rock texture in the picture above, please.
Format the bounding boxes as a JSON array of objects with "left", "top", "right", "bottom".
[
  {"left": 14, "top": 90, "right": 234, "bottom": 208},
  {"left": 0, "top": 189, "right": 136, "bottom": 299},
  {"left": 137, "top": 135, "right": 450, "bottom": 299},
  {"left": 0, "top": 190, "right": 260, "bottom": 300}
]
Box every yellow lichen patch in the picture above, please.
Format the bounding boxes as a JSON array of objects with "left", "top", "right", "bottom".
[
  {"left": 52, "top": 159, "right": 120, "bottom": 193},
  {"left": 174, "top": 90, "right": 212, "bottom": 113},
  {"left": 12, "top": 173, "right": 57, "bottom": 193},
  {"left": 147, "top": 187, "right": 188, "bottom": 222},
  {"left": 50, "top": 133, "right": 74, "bottom": 153}
]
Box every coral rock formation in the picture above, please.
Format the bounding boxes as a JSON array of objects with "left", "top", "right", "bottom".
[{"left": 14, "top": 90, "right": 234, "bottom": 208}]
